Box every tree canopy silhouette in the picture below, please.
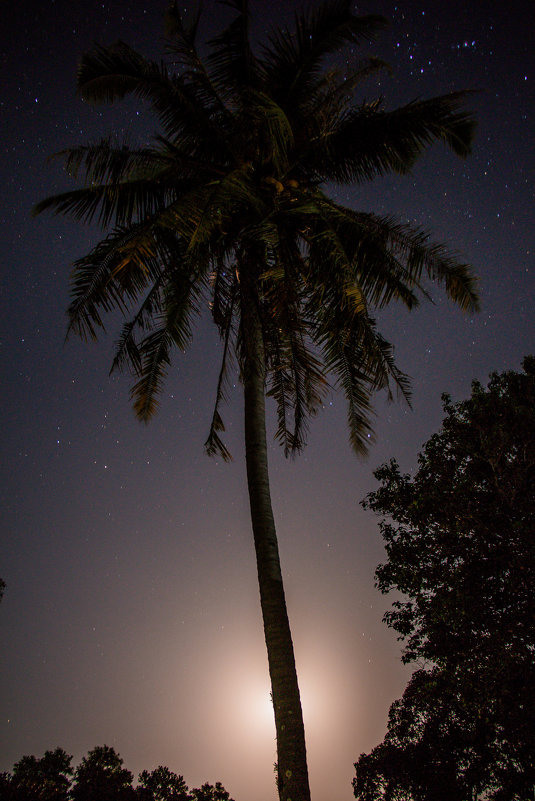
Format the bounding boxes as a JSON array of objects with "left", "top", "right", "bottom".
[
  {"left": 0, "top": 748, "right": 73, "bottom": 801},
  {"left": 35, "top": 1, "right": 478, "bottom": 798},
  {"left": 0, "top": 746, "right": 234, "bottom": 801},
  {"left": 354, "top": 357, "right": 535, "bottom": 800},
  {"left": 71, "top": 746, "right": 136, "bottom": 801}
]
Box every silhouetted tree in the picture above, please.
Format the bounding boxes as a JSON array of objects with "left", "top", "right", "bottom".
[
  {"left": 136, "top": 766, "right": 190, "bottom": 801},
  {"left": 190, "top": 783, "right": 234, "bottom": 801},
  {"left": 354, "top": 358, "right": 535, "bottom": 800},
  {"left": 136, "top": 769, "right": 234, "bottom": 801},
  {"left": 71, "top": 745, "right": 136, "bottom": 801},
  {"left": 354, "top": 668, "right": 500, "bottom": 800},
  {"left": 35, "top": 2, "right": 478, "bottom": 797},
  {"left": 0, "top": 748, "right": 73, "bottom": 801},
  {"left": 0, "top": 748, "right": 235, "bottom": 801}
]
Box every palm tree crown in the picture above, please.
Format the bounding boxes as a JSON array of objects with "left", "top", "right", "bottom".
[
  {"left": 35, "top": 3, "right": 478, "bottom": 800},
  {"left": 35, "top": 0, "right": 477, "bottom": 459}
]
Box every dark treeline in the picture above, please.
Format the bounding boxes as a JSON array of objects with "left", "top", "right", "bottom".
[
  {"left": 0, "top": 745, "right": 233, "bottom": 801},
  {"left": 353, "top": 358, "right": 535, "bottom": 801}
]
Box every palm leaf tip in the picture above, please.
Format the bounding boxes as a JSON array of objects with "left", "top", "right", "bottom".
[
  {"left": 441, "top": 113, "right": 477, "bottom": 159},
  {"left": 351, "top": 429, "right": 375, "bottom": 456},
  {"left": 204, "top": 411, "right": 233, "bottom": 462},
  {"left": 132, "top": 390, "right": 159, "bottom": 422},
  {"left": 447, "top": 267, "right": 480, "bottom": 313},
  {"left": 433, "top": 91, "right": 478, "bottom": 158},
  {"left": 32, "top": 195, "right": 63, "bottom": 217},
  {"left": 431, "top": 255, "right": 479, "bottom": 313}
]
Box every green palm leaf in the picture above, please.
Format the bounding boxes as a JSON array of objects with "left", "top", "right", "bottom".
[
  {"left": 206, "top": 0, "right": 258, "bottom": 98},
  {"left": 261, "top": 0, "right": 386, "bottom": 106},
  {"left": 110, "top": 279, "right": 165, "bottom": 376},
  {"left": 204, "top": 295, "right": 236, "bottom": 462},
  {"left": 78, "top": 41, "right": 231, "bottom": 150},
  {"left": 164, "top": 1, "right": 203, "bottom": 68},
  {"left": 239, "top": 90, "right": 294, "bottom": 174},
  {"left": 33, "top": 177, "right": 176, "bottom": 228},
  {"left": 66, "top": 224, "right": 159, "bottom": 340},
  {"left": 313, "top": 91, "right": 476, "bottom": 183},
  {"left": 130, "top": 266, "right": 200, "bottom": 420},
  {"left": 77, "top": 41, "right": 177, "bottom": 110},
  {"left": 53, "top": 139, "right": 165, "bottom": 183}
]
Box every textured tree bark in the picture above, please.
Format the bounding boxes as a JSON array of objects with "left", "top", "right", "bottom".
[{"left": 241, "top": 277, "right": 311, "bottom": 801}]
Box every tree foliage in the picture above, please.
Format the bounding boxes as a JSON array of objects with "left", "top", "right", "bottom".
[
  {"left": 136, "top": 766, "right": 190, "bottom": 801},
  {"left": 0, "top": 747, "right": 233, "bottom": 801},
  {"left": 0, "top": 748, "right": 73, "bottom": 801},
  {"left": 34, "top": 0, "right": 478, "bottom": 458},
  {"left": 71, "top": 746, "right": 136, "bottom": 801},
  {"left": 354, "top": 357, "right": 535, "bottom": 800}
]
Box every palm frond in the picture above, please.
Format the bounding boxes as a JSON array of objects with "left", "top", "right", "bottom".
[
  {"left": 110, "top": 278, "right": 166, "bottom": 375},
  {"left": 164, "top": 2, "right": 236, "bottom": 130},
  {"left": 240, "top": 90, "right": 294, "bottom": 174},
  {"left": 78, "top": 41, "right": 231, "bottom": 149},
  {"left": 182, "top": 164, "right": 265, "bottom": 253},
  {"left": 261, "top": 236, "right": 327, "bottom": 454},
  {"left": 130, "top": 326, "right": 173, "bottom": 420},
  {"left": 205, "top": 295, "right": 236, "bottom": 461},
  {"left": 324, "top": 326, "right": 377, "bottom": 454},
  {"left": 307, "top": 199, "right": 422, "bottom": 310},
  {"left": 261, "top": 0, "right": 386, "bottom": 106},
  {"left": 357, "top": 321, "right": 412, "bottom": 406},
  {"left": 56, "top": 139, "right": 163, "bottom": 182},
  {"left": 296, "top": 194, "right": 370, "bottom": 318},
  {"left": 312, "top": 91, "right": 477, "bottom": 184},
  {"left": 130, "top": 266, "right": 201, "bottom": 420},
  {"left": 164, "top": 1, "right": 203, "bottom": 67},
  {"left": 78, "top": 41, "right": 170, "bottom": 104},
  {"left": 266, "top": 325, "right": 327, "bottom": 456},
  {"left": 206, "top": 0, "right": 258, "bottom": 98},
  {"left": 154, "top": 135, "right": 229, "bottom": 182},
  {"left": 305, "top": 195, "right": 478, "bottom": 313},
  {"left": 211, "top": 256, "right": 239, "bottom": 333},
  {"left": 318, "top": 311, "right": 410, "bottom": 454},
  {"left": 295, "top": 59, "right": 389, "bottom": 145},
  {"left": 65, "top": 224, "right": 160, "bottom": 341},
  {"left": 354, "top": 211, "right": 479, "bottom": 312},
  {"left": 33, "top": 177, "right": 174, "bottom": 228}
]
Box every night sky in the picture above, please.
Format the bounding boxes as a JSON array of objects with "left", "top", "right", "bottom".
[{"left": 0, "top": 0, "right": 533, "bottom": 799}]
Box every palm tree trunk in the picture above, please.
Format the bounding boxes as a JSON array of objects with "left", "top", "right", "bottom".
[{"left": 241, "top": 277, "right": 311, "bottom": 801}]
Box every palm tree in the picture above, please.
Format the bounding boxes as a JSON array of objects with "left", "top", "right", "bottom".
[{"left": 35, "top": 2, "right": 478, "bottom": 799}]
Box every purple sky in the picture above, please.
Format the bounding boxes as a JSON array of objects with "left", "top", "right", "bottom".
[{"left": 1, "top": 1, "right": 533, "bottom": 799}]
